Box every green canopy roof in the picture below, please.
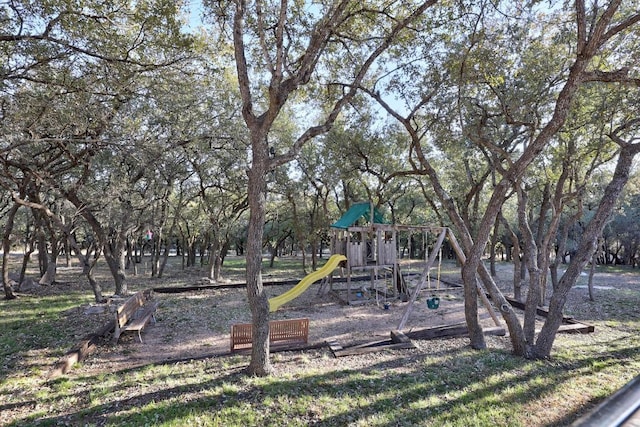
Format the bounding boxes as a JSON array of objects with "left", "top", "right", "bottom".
[{"left": 330, "top": 202, "right": 387, "bottom": 229}]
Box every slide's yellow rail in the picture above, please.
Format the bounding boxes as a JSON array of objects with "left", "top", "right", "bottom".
[{"left": 268, "top": 254, "right": 347, "bottom": 312}]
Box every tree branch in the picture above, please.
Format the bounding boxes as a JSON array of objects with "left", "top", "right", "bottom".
[
  {"left": 270, "top": 0, "right": 438, "bottom": 169},
  {"left": 581, "top": 67, "right": 640, "bottom": 86}
]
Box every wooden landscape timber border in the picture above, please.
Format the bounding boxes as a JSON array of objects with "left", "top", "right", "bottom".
[
  {"left": 152, "top": 274, "right": 374, "bottom": 294},
  {"left": 327, "top": 330, "right": 416, "bottom": 357},
  {"left": 502, "top": 296, "right": 595, "bottom": 334},
  {"left": 435, "top": 278, "right": 594, "bottom": 334},
  {"left": 230, "top": 318, "right": 309, "bottom": 352},
  {"left": 48, "top": 319, "right": 115, "bottom": 378},
  {"left": 49, "top": 288, "right": 162, "bottom": 377},
  {"left": 404, "top": 323, "right": 506, "bottom": 340},
  {"left": 328, "top": 324, "right": 507, "bottom": 358}
]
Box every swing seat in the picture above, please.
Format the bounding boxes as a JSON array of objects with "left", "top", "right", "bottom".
[{"left": 427, "top": 296, "right": 440, "bottom": 309}]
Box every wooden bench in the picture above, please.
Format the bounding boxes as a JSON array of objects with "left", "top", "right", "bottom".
[
  {"left": 230, "top": 318, "right": 309, "bottom": 352},
  {"left": 113, "top": 290, "right": 159, "bottom": 343}
]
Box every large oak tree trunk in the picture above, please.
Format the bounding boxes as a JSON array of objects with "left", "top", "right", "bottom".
[
  {"left": 461, "top": 261, "right": 485, "bottom": 349},
  {"left": 449, "top": 6, "right": 634, "bottom": 357},
  {"left": 39, "top": 260, "right": 57, "bottom": 286},
  {"left": 229, "top": 0, "right": 440, "bottom": 375},
  {"left": 245, "top": 143, "right": 272, "bottom": 376},
  {"left": 87, "top": 259, "right": 104, "bottom": 303}
]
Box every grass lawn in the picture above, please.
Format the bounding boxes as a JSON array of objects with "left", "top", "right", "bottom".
[{"left": 1, "top": 257, "right": 639, "bottom": 426}]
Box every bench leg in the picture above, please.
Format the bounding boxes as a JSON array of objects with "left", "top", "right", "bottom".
[{"left": 137, "top": 330, "right": 143, "bottom": 343}]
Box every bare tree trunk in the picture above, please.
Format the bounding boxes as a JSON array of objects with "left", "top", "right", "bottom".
[
  {"left": 469, "top": 2, "right": 640, "bottom": 359},
  {"left": 214, "top": 250, "right": 223, "bottom": 281},
  {"left": 269, "top": 244, "right": 277, "bottom": 268},
  {"left": 126, "top": 238, "right": 136, "bottom": 276},
  {"left": 158, "top": 236, "right": 174, "bottom": 279},
  {"left": 499, "top": 213, "right": 522, "bottom": 300},
  {"left": 534, "top": 141, "right": 640, "bottom": 357},
  {"left": 59, "top": 189, "right": 131, "bottom": 296},
  {"left": 588, "top": 240, "right": 600, "bottom": 302},
  {"left": 423, "top": 162, "right": 487, "bottom": 349},
  {"left": 38, "top": 215, "right": 60, "bottom": 286},
  {"left": 535, "top": 184, "right": 551, "bottom": 301},
  {"left": 104, "top": 233, "right": 128, "bottom": 296},
  {"left": 116, "top": 242, "right": 128, "bottom": 295},
  {"left": 35, "top": 222, "right": 48, "bottom": 277},
  {"left": 63, "top": 238, "right": 71, "bottom": 267},
  {"left": 229, "top": 0, "right": 440, "bottom": 375},
  {"left": 180, "top": 236, "right": 187, "bottom": 270},
  {"left": 20, "top": 232, "right": 36, "bottom": 285},
  {"left": 207, "top": 227, "right": 221, "bottom": 281},
  {"left": 551, "top": 222, "right": 569, "bottom": 287},
  {"left": 461, "top": 263, "right": 485, "bottom": 349},
  {"left": 476, "top": 263, "right": 528, "bottom": 355},
  {"left": 19, "top": 248, "right": 33, "bottom": 285},
  {"left": 517, "top": 185, "right": 541, "bottom": 349},
  {"left": 39, "top": 260, "right": 57, "bottom": 286},
  {"left": 245, "top": 141, "right": 272, "bottom": 376},
  {"left": 2, "top": 202, "right": 20, "bottom": 300},
  {"left": 158, "top": 211, "right": 180, "bottom": 278},
  {"left": 489, "top": 215, "right": 500, "bottom": 277},
  {"left": 85, "top": 244, "right": 105, "bottom": 303},
  {"left": 288, "top": 192, "right": 307, "bottom": 274},
  {"left": 9, "top": 193, "right": 109, "bottom": 302}
]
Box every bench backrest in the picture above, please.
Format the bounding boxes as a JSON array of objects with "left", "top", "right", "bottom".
[
  {"left": 116, "top": 291, "right": 151, "bottom": 328},
  {"left": 230, "top": 318, "right": 309, "bottom": 352},
  {"left": 230, "top": 323, "right": 254, "bottom": 351},
  {"left": 270, "top": 318, "right": 309, "bottom": 343}
]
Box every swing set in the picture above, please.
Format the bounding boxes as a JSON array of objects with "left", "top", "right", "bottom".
[{"left": 327, "top": 202, "right": 502, "bottom": 332}]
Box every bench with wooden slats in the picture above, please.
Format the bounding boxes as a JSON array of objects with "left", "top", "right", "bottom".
[
  {"left": 230, "top": 318, "right": 309, "bottom": 352},
  {"left": 113, "top": 290, "right": 159, "bottom": 343}
]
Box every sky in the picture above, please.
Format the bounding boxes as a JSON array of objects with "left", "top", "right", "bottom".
[{"left": 182, "top": 0, "right": 205, "bottom": 32}]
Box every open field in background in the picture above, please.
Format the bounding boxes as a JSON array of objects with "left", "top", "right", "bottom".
[{"left": 1, "top": 254, "right": 639, "bottom": 426}]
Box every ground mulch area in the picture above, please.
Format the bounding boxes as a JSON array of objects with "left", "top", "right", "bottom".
[{"left": 33, "top": 259, "right": 627, "bottom": 377}]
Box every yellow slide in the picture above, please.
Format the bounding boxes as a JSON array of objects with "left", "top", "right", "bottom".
[{"left": 269, "top": 254, "right": 347, "bottom": 312}]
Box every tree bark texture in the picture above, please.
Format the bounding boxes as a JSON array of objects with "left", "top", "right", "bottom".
[
  {"left": 2, "top": 202, "right": 19, "bottom": 300},
  {"left": 449, "top": 1, "right": 636, "bottom": 358},
  {"left": 245, "top": 143, "right": 272, "bottom": 376},
  {"left": 517, "top": 186, "right": 541, "bottom": 349},
  {"left": 499, "top": 213, "right": 522, "bottom": 301}
]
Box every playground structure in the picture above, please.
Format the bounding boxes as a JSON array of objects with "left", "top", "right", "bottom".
[
  {"left": 327, "top": 202, "right": 504, "bottom": 331},
  {"left": 328, "top": 202, "right": 428, "bottom": 303},
  {"left": 267, "top": 201, "right": 503, "bottom": 332},
  {"left": 266, "top": 201, "right": 592, "bottom": 346}
]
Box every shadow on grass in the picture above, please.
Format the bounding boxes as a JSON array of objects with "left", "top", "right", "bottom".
[
  {"left": 3, "top": 259, "right": 640, "bottom": 426},
  {"left": 0, "top": 293, "right": 99, "bottom": 378},
  {"left": 6, "top": 338, "right": 640, "bottom": 427}
]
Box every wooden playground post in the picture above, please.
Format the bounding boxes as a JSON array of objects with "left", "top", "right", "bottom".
[
  {"left": 398, "top": 228, "right": 447, "bottom": 330},
  {"left": 397, "top": 228, "right": 503, "bottom": 331},
  {"left": 446, "top": 230, "right": 502, "bottom": 328}
]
